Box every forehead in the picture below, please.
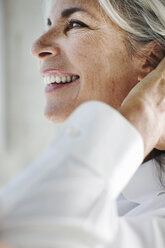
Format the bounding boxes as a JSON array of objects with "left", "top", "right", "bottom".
[{"left": 45, "top": 0, "right": 100, "bottom": 19}]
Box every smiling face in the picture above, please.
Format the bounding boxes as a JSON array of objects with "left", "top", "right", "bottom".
[{"left": 31, "top": 0, "right": 141, "bottom": 123}]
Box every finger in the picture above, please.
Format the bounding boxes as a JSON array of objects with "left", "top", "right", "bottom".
[{"left": 155, "top": 57, "right": 165, "bottom": 74}]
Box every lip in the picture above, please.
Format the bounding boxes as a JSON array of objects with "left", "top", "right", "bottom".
[{"left": 41, "top": 68, "right": 78, "bottom": 77}]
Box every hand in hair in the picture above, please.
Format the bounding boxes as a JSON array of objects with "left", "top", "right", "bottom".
[{"left": 119, "top": 57, "right": 165, "bottom": 158}]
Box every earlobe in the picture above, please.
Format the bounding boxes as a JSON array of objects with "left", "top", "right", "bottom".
[
  {"left": 137, "top": 42, "right": 165, "bottom": 81},
  {"left": 137, "top": 57, "right": 154, "bottom": 81},
  {"left": 138, "top": 56, "right": 156, "bottom": 81},
  {"left": 138, "top": 72, "right": 150, "bottom": 82}
]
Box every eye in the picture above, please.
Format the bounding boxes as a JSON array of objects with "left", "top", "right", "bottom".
[{"left": 65, "top": 19, "right": 89, "bottom": 33}]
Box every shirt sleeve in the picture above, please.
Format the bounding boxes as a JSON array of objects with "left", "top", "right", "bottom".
[{"left": 1, "top": 100, "right": 162, "bottom": 248}]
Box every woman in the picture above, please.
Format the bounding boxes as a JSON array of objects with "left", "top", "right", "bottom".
[{"left": 0, "top": 0, "right": 165, "bottom": 247}]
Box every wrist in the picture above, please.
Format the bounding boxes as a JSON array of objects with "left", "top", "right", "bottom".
[{"left": 119, "top": 98, "right": 159, "bottom": 157}]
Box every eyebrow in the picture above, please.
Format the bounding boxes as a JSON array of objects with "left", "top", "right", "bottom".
[{"left": 61, "top": 7, "right": 87, "bottom": 18}]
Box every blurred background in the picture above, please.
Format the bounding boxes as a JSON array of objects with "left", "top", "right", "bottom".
[{"left": 0, "top": 0, "right": 58, "bottom": 186}]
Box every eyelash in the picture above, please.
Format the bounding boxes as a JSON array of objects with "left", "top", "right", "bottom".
[
  {"left": 65, "top": 19, "right": 89, "bottom": 33},
  {"left": 46, "top": 18, "right": 89, "bottom": 34}
]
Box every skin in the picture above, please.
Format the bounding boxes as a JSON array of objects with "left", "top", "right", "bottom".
[
  {"left": 31, "top": 0, "right": 143, "bottom": 123},
  {"left": 120, "top": 58, "right": 165, "bottom": 156},
  {"left": 31, "top": 0, "right": 165, "bottom": 157}
]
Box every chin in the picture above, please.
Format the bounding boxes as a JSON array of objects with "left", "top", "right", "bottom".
[
  {"left": 44, "top": 106, "right": 71, "bottom": 123},
  {"left": 44, "top": 112, "right": 67, "bottom": 123},
  {"left": 44, "top": 99, "right": 82, "bottom": 123}
]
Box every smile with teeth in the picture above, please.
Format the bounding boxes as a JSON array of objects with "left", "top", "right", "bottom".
[{"left": 43, "top": 74, "right": 80, "bottom": 86}]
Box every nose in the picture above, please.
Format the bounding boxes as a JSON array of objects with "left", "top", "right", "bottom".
[{"left": 31, "top": 31, "right": 60, "bottom": 59}]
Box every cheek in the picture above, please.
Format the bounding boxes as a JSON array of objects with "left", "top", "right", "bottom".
[
  {"left": 62, "top": 34, "right": 135, "bottom": 91},
  {"left": 67, "top": 35, "right": 127, "bottom": 75},
  {"left": 62, "top": 34, "right": 104, "bottom": 72}
]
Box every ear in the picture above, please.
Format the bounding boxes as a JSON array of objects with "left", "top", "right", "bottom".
[{"left": 138, "top": 42, "right": 165, "bottom": 81}]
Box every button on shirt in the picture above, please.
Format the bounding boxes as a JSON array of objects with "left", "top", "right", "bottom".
[{"left": 0, "top": 100, "right": 165, "bottom": 248}]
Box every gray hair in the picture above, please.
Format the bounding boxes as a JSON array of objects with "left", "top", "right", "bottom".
[{"left": 98, "top": 0, "right": 165, "bottom": 51}]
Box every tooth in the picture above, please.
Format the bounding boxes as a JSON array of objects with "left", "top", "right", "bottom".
[
  {"left": 43, "top": 74, "right": 79, "bottom": 85},
  {"left": 46, "top": 76, "right": 51, "bottom": 85},
  {"left": 62, "top": 76, "right": 67, "bottom": 83},
  {"left": 72, "top": 76, "right": 77, "bottom": 81},
  {"left": 56, "top": 75, "right": 61, "bottom": 84},
  {"left": 43, "top": 77, "right": 47, "bottom": 85},
  {"left": 51, "top": 75, "right": 56, "bottom": 83},
  {"left": 67, "top": 76, "right": 71, "bottom": 82}
]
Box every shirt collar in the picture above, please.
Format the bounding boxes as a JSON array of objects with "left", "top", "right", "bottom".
[{"left": 122, "top": 159, "right": 165, "bottom": 204}]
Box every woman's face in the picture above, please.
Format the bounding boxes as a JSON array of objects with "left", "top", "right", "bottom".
[{"left": 32, "top": 0, "right": 141, "bottom": 122}]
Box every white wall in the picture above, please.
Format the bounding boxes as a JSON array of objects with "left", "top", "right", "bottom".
[
  {"left": 0, "top": 0, "right": 6, "bottom": 151},
  {"left": 0, "top": 0, "right": 58, "bottom": 186}
]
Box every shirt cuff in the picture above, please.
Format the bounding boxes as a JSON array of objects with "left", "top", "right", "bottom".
[{"left": 55, "top": 100, "right": 144, "bottom": 199}]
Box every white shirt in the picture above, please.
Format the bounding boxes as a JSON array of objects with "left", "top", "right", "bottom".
[{"left": 0, "top": 100, "right": 165, "bottom": 248}]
